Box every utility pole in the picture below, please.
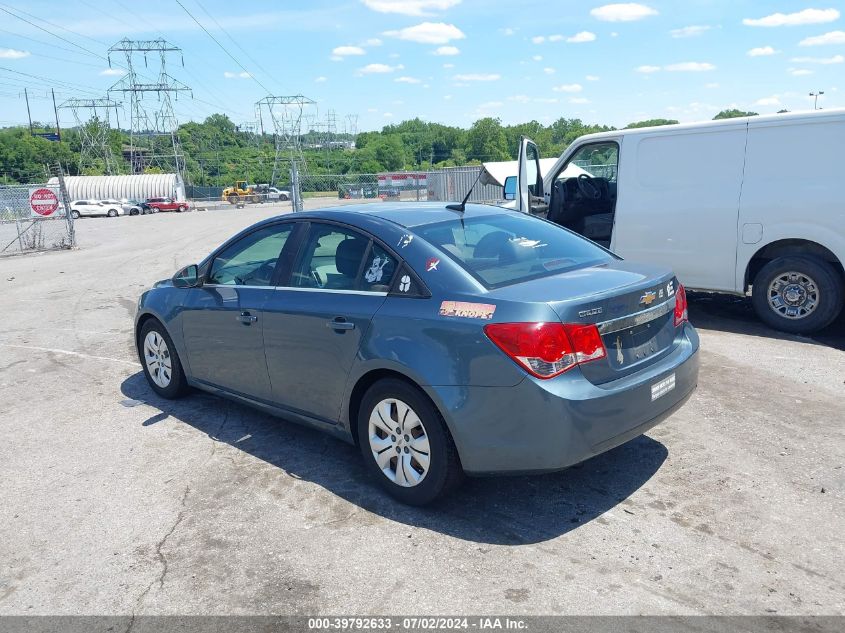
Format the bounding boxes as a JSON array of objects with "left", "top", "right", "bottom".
[
  {"left": 107, "top": 38, "right": 192, "bottom": 178},
  {"left": 24, "top": 88, "right": 33, "bottom": 136},
  {"left": 809, "top": 90, "right": 824, "bottom": 110},
  {"left": 255, "top": 95, "right": 316, "bottom": 186},
  {"left": 51, "top": 89, "right": 61, "bottom": 141}
]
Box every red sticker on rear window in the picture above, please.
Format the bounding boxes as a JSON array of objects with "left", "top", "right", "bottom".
[{"left": 439, "top": 301, "right": 496, "bottom": 320}]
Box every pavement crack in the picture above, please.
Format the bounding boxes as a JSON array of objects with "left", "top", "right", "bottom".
[{"left": 131, "top": 484, "right": 191, "bottom": 616}]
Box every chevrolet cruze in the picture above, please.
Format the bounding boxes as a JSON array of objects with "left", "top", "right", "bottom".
[{"left": 135, "top": 203, "right": 700, "bottom": 505}]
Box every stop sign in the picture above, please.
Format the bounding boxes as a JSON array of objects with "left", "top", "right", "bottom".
[{"left": 29, "top": 188, "right": 60, "bottom": 217}]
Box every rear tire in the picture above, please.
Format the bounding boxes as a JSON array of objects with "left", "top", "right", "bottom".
[
  {"left": 357, "top": 379, "right": 463, "bottom": 505},
  {"left": 228, "top": 195, "right": 238, "bottom": 205},
  {"left": 751, "top": 255, "right": 843, "bottom": 334},
  {"left": 107, "top": 209, "right": 118, "bottom": 217},
  {"left": 178, "top": 204, "right": 186, "bottom": 212},
  {"left": 138, "top": 319, "right": 190, "bottom": 399},
  {"left": 130, "top": 208, "right": 139, "bottom": 216}
]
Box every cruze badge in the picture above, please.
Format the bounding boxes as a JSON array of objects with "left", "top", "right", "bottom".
[
  {"left": 639, "top": 291, "right": 658, "bottom": 306},
  {"left": 578, "top": 307, "right": 603, "bottom": 318}
]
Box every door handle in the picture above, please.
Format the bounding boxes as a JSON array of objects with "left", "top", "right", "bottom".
[
  {"left": 237, "top": 311, "right": 258, "bottom": 325},
  {"left": 327, "top": 317, "right": 355, "bottom": 331}
]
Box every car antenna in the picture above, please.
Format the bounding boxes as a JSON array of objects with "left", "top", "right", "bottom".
[{"left": 445, "top": 170, "right": 482, "bottom": 213}]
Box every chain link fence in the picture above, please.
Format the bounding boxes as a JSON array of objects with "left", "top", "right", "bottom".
[{"left": 0, "top": 171, "right": 75, "bottom": 257}]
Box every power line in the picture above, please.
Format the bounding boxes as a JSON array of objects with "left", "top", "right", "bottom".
[
  {"left": 174, "top": 0, "right": 272, "bottom": 95},
  {"left": 0, "top": 4, "right": 105, "bottom": 60}
]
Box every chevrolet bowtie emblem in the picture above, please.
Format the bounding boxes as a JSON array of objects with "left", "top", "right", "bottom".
[{"left": 639, "top": 291, "right": 657, "bottom": 306}]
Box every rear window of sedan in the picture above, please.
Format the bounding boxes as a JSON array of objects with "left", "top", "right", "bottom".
[{"left": 415, "top": 213, "right": 614, "bottom": 288}]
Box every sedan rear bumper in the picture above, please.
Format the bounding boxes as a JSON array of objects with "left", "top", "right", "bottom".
[{"left": 428, "top": 323, "right": 700, "bottom": 475}]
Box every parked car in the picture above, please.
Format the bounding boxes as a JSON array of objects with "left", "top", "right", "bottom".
[
  {"left": 119, "top": 199, "right": 146, "bottom": 216},
  {"left": 135, "top": 203, "right": 699, "bottom": 505},
  {"left": 68, "top": 199, "right": 123, "bottom": 219},
  {"left": 145, "top": 197, "right": 189, "bottom": 213},
  {"left": 255, "top": 184, "right": 290, "bottom": 202},
  {"left": 512, "top": 110, "right": 845, "bottom": 334}
]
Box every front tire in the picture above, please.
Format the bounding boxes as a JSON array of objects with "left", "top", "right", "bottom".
[
  {"left": 70, "top": 210, "right": 80, "bottom": 219},
  {"left": 357, "top": 379, "right": 463, "bottom": 505},
  {"left": 138, "top": 320, "right": 189, "bottom": 399},
  {"left": 751, "top": 256, "right": 843, "bottom": 334},
  {"left": 107, "top": 209, "right": 118, "bottom": 217},
  {"left": 178, "top": 205, "right": 186, "bottom": 212}
]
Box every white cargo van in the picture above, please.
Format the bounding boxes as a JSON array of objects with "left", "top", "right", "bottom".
[{"left": 513, "top": 110, "right": 845, "bottom": 334}]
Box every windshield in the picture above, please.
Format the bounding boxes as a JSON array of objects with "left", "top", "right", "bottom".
[{"left": 415, "top": 213, "right": 614, "bottom": 288}]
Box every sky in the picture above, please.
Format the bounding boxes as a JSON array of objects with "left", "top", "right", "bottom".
[{"left": 1, "top": 0, "right": 844, "bottom": 133}]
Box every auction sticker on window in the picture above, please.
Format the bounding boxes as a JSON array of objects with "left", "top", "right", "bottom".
[
  {"left": 651, "top": 373, "right": 676, "bottom": 401},
  {"left": 439, "top": 301, "right": 496, "bottom": 320}
]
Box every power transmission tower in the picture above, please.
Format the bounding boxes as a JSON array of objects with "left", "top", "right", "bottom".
[
  {"left": 59, "top": 97, "right": 122, "bottom": 174},
  {"left": 346, "top": 114, "right": 359, "bottom": 147},
  {"left": 107, "top": 38, "right": 192, "bottom": 178},
  {"left": 256, "top": 95, "right": 316, "bottom": 185},
  {"left": 237, "top": 120, "right": 263, "bottom": 181}
]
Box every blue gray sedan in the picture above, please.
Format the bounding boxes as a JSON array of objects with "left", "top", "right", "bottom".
[{"left": 135, "top": 203, "right": 700, "bottom": 505}]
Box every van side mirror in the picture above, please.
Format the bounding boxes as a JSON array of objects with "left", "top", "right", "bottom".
[
  {"left": 173, "top": 264, "right": 202, "bottom": 288},
  {"left": 502, "top": 176, "right": 516, "bottom": 201}
]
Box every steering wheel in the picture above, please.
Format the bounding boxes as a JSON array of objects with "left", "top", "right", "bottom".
[
  {"left": 577, "top": 174, "right": 601, "bottom": 201},
  {"left": 240, "top": 260, "right": 276, "bottom": 285}
]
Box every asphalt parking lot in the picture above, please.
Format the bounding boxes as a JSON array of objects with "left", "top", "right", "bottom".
[{"left": 0, "top": 204, "right": 843, "bottom": 616}]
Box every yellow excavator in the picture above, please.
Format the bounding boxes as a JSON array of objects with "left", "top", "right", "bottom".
[{"left": 222, "top": 180, "right": 261, "bottom": 205}]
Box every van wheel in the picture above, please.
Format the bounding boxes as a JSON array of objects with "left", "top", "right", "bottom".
[
  {"left": 752, "top": 256, "right": 843, "bottom": 334},
  {"left": 357, "top": 379, "right": 463, "bottom": 505}
]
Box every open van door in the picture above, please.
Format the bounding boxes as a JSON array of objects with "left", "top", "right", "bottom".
[{"left": 516, "top": 136, "right": 544, "bottom": 214}]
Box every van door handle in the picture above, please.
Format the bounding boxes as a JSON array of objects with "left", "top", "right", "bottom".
[
  {"left": 327, "top": 317, "right": 355, "bottom": 331},
  {"left": 237, "top": 311, "right": 258, "bottom": 325}
]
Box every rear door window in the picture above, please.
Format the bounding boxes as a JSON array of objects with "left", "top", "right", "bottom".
[{"left": 416, "top": 213, "right": 613, "bottom": 288}]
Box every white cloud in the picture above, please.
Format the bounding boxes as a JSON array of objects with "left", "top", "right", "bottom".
[
  {"left": 442, "top": 62, "right": 454, "bottom": 68},
  {"left": 754, "top": 96, "right": 781, "bottom": 106},
  {"left": 543, "top": 67, "right": 555, "bottom": 74},
  {"left": 586, "top": 75, "right": 600, "bottom": 81},
  {"left": 330, "top": 55, "right": 343, "bottom": 62},
  {"left": 635, "top": 65, "right": 661, "bottom": 74},
  {"left": 509, "top": 95, "right": 531, "bottom": 103},
  {"left": 567, "top": 31, "right": 597, "bottom": 43},
  {"left": 569, "top": 97, "right": 591, "bottom": 104},
  {"left": 362, "top": 0, "right": 461, "bottom": 16},
  {"left": 315, "top": 76, "right": 327, "bottom": 82},
  {"left": 433, "top": 45, "right": 460, "bottom": 55},
  {"left": 395, "top": 76, "right": 422, "bottom": 83},
  {"left": 552, "top": 83, "right": 583, "bottom": 93},
  {"left": 747, "top": 46, "right": 778, "bottom": 57},
  {"left": 532, "top": 35, "right": 545, "bottom": 44},
  {"left": 383, "top": 111, "right": 393, "bottom": 117},
  {"left": 367, "top": 107, "right": 378, "bottom": 112},
  {"left": 705, "top": 82, "right": 720, "bottom": 88},
  {"left": 100, "top": 67, "right": 126, "bottom": 76},
  {"left": 0, "top": 48, "right": 30, "bottom": 59},
  {"left": 799, "top": 31, "right": 845, "bottom": 46},
  {"left": 501, "top": 27, "right": 516, "bottom": 36},
  {"left": 223, "top": 71, "right": 251, "bottom": 79},
  {"left": 443, "top": 94, "right": 452, "bottom": 100},
  {"left": 453, "top": 73, "right": 501, "bottom": 81},
  {"left": 791, "top": 54, "right": 844, "bottom": 64},
  {"left": 743, "top": 8, "right": 839, "bottom": 27},
  {"left": 788, "top": 68, "right": 814, "bottom": 76},
  {"left": 364, "top": 38, "right": 383, "bottom": 46},
  {"left": 332, "top": 45, "right": 366, "bottom": 56},
  {"left": 665, "top": 61, "right": 716, "bottom": 71},
  {"left": 548, "top": 34, "right": 564, "bottom": 42},
  {"left": 477, "top": 101, "right": 503, "bottom": 109},
  {"left": 670, "top": 25, "right": 711, "bottom": 38},
  {"left": 532, "top": 55, "right": 543, "bottom": 61},
  {"left": 358, "top": 63, "right": 404, "bottom": 74},
  {"left": 384, "top": 22, "right": 465, "bottom": 44},
  {"left": 590, "top": 3, "right": 658, "bottom": 22}
]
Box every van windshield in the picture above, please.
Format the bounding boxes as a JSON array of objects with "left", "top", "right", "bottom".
[{"left": 415, "top": 213, "right": 614, "bottom": 288}]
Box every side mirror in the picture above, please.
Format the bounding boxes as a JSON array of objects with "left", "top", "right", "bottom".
[
  {"left": 173, "top": 264, "right": 202, "bottom": 288},
  {"left": 502, "top": 176, "right": 517, "bottom": 201}
]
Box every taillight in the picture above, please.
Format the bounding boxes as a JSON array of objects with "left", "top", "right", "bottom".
[
  {"left": 674, "top": 283, "right": 688, "bottom": 327},
  {"left": 483, "top": 322, "right": 607, "bottom": 379}
]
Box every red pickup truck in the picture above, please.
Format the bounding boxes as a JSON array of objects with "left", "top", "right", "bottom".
[{"left": 144, "top": 197, "right": 189, "bottom": 213}]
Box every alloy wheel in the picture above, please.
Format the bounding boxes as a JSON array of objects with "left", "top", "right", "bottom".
[{"left": 767, "top": 271, "right": 819, "bottom": 320}]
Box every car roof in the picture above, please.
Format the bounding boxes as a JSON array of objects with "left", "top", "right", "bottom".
[{"left": 270, "top": 202, "right": 515, "bottom": 229}]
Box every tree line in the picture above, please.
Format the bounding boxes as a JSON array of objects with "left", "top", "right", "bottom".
[{"left": 0, "top": 109, "right": 761, "bottom": 186}]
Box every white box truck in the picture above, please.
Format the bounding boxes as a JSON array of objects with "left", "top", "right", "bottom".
[{"left": 512, "top": 110, "right": 845, "bottom": 334}]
